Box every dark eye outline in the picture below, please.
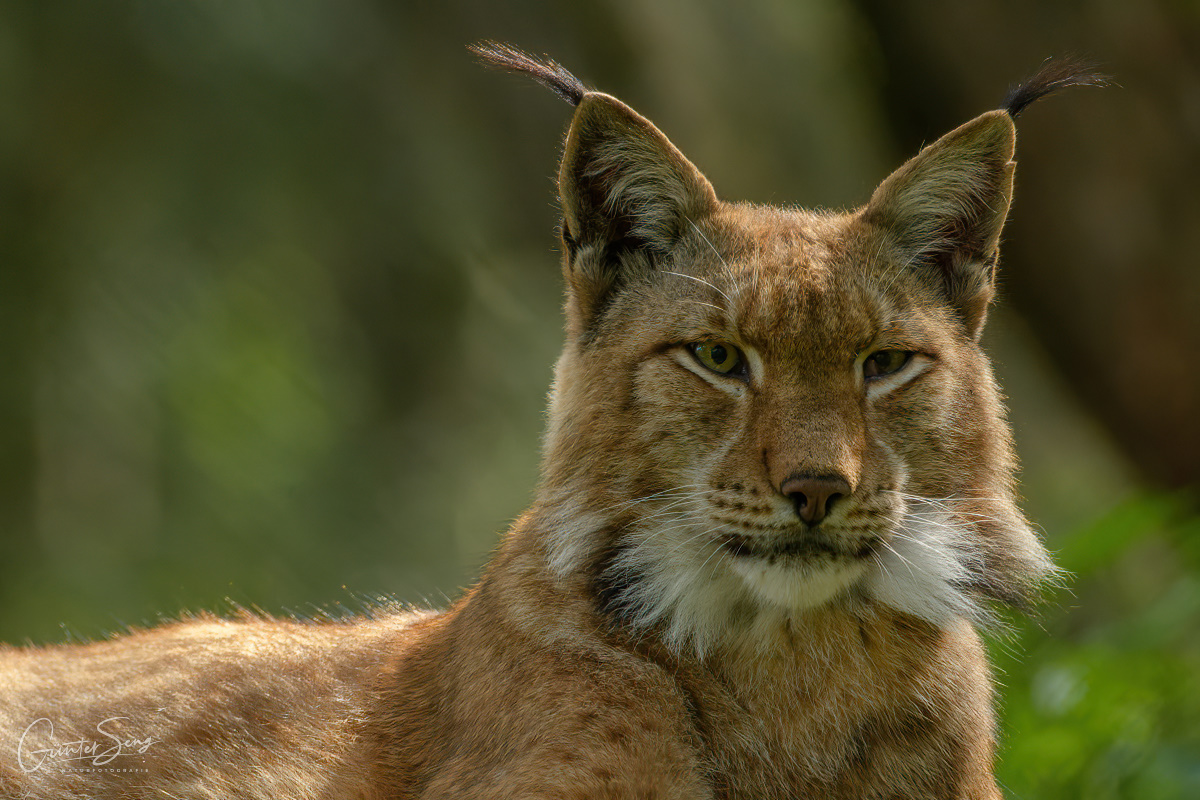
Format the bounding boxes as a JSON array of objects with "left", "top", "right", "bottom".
[
  {"left": 862, "top": 349, "right": 914, "bottom": 380},
  {"left": 689, "top": 341, "right": 748, "bottom": 380}
]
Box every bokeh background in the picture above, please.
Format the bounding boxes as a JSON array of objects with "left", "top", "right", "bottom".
[{"left": 2, "top": 2, "right": 1197, "bottom": 797}]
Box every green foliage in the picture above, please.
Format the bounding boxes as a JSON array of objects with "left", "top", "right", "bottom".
[{"left": 994, "top": 495, "right": 1200, "bottom": 798}]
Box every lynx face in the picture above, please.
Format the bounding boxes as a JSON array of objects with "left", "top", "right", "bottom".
[
  {"left": 519, "top": 69, "right": 1057, "bottom": 653},
  {"left": 604, "top": 214, "right": 960, "bottom": 612}
]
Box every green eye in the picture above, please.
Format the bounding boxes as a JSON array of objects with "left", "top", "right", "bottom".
[
  {"left": 690, "top": 341, "right": 745, "bottom": 377},
  {"left": 863, "top": 350, "right": 913, "bottom": 379}
]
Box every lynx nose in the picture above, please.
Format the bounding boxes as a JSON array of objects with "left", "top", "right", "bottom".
[{"left": 780, "top": 474, "right": 851, "bottom": 526}]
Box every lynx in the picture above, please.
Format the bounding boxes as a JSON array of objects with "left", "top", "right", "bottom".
[{"left": 0, "top": 45, "right": 1102, "bottom": 799}]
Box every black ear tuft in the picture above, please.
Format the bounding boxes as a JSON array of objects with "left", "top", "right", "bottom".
[
  {"left": 1002, "top": 56, "right": 1109, "bottom": 118},
  {"left": 469, "top": 41, "right": 588, "bottom": 107}
]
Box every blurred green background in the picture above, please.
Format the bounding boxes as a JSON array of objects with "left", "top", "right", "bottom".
[{"left": 1, "top": 2, "right": 1197, "bottom": 797}]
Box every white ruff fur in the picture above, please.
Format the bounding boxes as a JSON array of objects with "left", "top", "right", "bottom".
[
  {"left": 559, "top": 499, "right": 990, "bottom": 656},
  {"left": 864, "top": 502, "right": 989, "bottom": 625},
  {"left": 729, "top": 558, "right": 868, "bottom": 611}
]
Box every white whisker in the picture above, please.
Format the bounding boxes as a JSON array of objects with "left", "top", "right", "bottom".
[
  {"left": 686, "top": 217, "right": 731, "bottom": 271},
  {"left": 661, "top": 270, "right": 733, "bottom": 305},
  {"left": 683, "top": 299, "right": 725, "bottom": 314}
]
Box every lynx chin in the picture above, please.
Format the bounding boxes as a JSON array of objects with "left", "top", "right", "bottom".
[{"left": 0, "top": 45, "right": 1103, "bottom": 800}]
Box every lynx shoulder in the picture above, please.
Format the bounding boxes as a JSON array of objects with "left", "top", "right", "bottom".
[{"left": 0, "top": 46, "right": 1103, "bottom": 799}]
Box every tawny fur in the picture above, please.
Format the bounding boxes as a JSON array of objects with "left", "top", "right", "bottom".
[{"left": 0, "top": 46, "right": 1093, "bottom": 799}]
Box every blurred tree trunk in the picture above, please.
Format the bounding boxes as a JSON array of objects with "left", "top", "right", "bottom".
[
  {"left": 0, "top": 175, "right": 42, "bottom": 614},
  {"left": 856, "top": 0, "right": 1200, "bottom": 487}
]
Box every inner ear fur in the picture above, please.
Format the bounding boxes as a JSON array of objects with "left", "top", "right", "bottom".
[
  {"left": 862, "top": 111, "right": 1017, "bottom": 338},
  {"left": 558, "top": 93, "right": 718, "bottom": 326}
]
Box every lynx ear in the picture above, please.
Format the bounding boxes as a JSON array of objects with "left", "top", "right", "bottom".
[
  {"left": 863, "top": 111, "right": 1016, "bottom": 338},
  {"left": 559, "top": 94, "right": 718, "bottom": 324}
]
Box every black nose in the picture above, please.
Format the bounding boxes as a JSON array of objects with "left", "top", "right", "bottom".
[{"left": 780, "top": 474, "right": 851, "bottom": 526}]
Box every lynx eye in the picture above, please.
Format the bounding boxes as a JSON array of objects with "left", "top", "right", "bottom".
[
  {"left": 863, "top": 350, "right": 913, "bottom": 379},
  {"left": 690, "top": 341, "right": 745, "bottom": 377}
]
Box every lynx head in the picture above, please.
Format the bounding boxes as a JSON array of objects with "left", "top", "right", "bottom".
[{"left": 473, "top": 44, "right": 1102, "bottom": 654}]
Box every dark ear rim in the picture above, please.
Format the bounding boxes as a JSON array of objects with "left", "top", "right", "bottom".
[
  {"left": 862, "top": 111, "right": 1017, "bottom": 338},
  {"left": 558, "top": 92, "right": 718, "bottom": 253},
  {"left": 555, "top": 92, "right": 719, "bottom": 332},
  {"left": 471, "top": 42, "right": 720, "bottom": 333},
  {"left": 863, "top": 111, "right": 1016, "bottom": 247}
]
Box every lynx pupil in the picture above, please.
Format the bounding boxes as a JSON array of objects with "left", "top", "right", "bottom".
[
  {"left": 692, "top": 341, "right": 742, "bottom": 376},
  {"left": 863, "top": 350, "right": 912, "bottom": 379}
]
